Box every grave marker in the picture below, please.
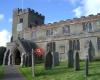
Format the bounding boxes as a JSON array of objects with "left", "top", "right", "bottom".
[
  {"left": 45, "top": 51, "right": 53, "bottom": 69},
  {"left": 68, "top": 50, "right": 74, "bottom": 68},
  {"left": 74, "top": 52, "right": 80, "bottom": 71}
]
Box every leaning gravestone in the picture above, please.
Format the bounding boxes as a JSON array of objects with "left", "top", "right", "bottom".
[
  {"left": 45, "top": 51, "right": 53, "bottom": 69},
  {"left": 74, "top": 52, "right": 80, "bottom": 71},
  {"left": 68, "top": 50, "right": 74, "bottom": 68},
  {"left": 53, "top": 52, "right": 59, "bottom": 66}
]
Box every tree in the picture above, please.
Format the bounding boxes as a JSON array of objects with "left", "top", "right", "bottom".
[{"left": 0, "top": 46, "right": 6, "bottom": 65}]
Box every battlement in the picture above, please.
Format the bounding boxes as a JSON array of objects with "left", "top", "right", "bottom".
[
  {"left": 13, "top": 8, "right": 45, "bottom": 18},
  {"left": 45, "top": 13, "right": 100, "bottom": 26}
]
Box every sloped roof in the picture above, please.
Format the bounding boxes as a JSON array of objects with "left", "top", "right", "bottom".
[{"left": 18, "top": 38, "right": 38, "bottom": 54}]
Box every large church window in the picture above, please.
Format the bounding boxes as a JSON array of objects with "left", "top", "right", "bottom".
[
  {"left": 77, "top": 40, "right": 80, "bottom": 50},
  {"left": 83, "top": 23, "right": 87, "bottom": 31},
  {"left": 73, "top": 40, "right": 76, "bottom": 50},
  {"left": 46, "top": 29, "right": 53, "bottom": 36},
  {"left": 88, "top": 23, "right": 92, "bottom": 32},
  {"left": 69, "top": 40, "right": 73, "bottom": 50},
  {"left": 63, "top": 25, "right": 70, "bottom": 34},
  {"left": 47, "top": 42, "right": 56, "bottom": 52},
  {"left": 69, "top": 40, "right": 80, "bottom": 51},
  {"left": 82, "top": 22, "right": 92, "bottom": 32}
]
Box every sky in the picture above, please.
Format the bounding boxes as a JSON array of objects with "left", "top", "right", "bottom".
[{"left": 0, "top": 0, "right": 100, "bottom": 46}]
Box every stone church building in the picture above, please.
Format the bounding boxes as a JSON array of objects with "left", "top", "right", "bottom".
[{"left": 3, "top": 8, "right": 100, "bottom": 66}]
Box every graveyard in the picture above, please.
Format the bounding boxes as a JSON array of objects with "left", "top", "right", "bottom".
[
  {"left": 1, "top": 0, "right": 100, "bottom": 79},
  {"left": 1, "top": 5, "right": 100, "bottom": 80},
  {"left": 19, "top": 61, "right": 100, "bottom": 80}
]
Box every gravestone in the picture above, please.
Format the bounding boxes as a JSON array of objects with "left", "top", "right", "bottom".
[
  {"left": 88, "top": 41, "right": 94, "bottom": 62},
  {"left": 74, "top": 52, "right": 80, "bottom": 71},
  {"left": 68, "top": 50, "right": 74, "bottom": 68},
  {"left": 53, "top": 52, "right": 59, "bottom": 66},
  {"left": 45, "top": 51, "right": 53, "bottom": 69},
  {"left": 85, "top": 55, "right": 89, "bottom": 77}
]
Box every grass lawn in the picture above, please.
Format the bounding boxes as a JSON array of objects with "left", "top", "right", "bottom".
[
  {"left": 0, "top": 66, "right": 4, "bottom": 79},
  {"left": 19, "top": 61, "right": 100, "bottom": 80}
]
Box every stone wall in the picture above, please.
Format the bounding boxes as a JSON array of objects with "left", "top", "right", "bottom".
[{"left": 11, "top": 8, "right": 100, "bottom": 61}]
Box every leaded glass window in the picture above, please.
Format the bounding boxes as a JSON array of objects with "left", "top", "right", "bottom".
[
  {"left": 82, "top": 22, "right": 92, "bottom": 32},
  {"left": 46, "top": 29, "right": 53, "bottom": 36},
  {"left": 63, "top": 25, "right": 70, "bottom": 34}
]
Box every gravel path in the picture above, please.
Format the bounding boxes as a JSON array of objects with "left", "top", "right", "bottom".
[{"left": 1, "top": 65, "right": 26, "bottom": 80}]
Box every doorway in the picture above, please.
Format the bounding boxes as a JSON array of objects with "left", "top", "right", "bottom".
[{"left": 15, "top": 49, "right": 21, "bottom": 65}]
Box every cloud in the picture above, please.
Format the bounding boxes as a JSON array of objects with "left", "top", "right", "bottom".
[
  {"left": 73, "top": 6, "right": 82, "bottom": 17},
  {"left": 83, "top": 0, "right": 100, "bottom": 15},
  {"left": 73, "top": 0, "right": 100, "bottom": 17},
  {"left": 0, "top": 29, "right": 11, "bottom": 47},
  {"left": 9, "top": 18, "right": 12, "bottom": 23},
  {"left": 0, "top": 14, "right": 4, "bottom": 21},
  {"left": 69, "top": 0, "right": 78, "bottom": 4},
  {"left": 64, "top": 0, "right": 79, "bottom": 4}
]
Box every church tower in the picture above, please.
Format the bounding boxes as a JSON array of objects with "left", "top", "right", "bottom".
[{"left": 12, "top": 8, "right": 45, "bottom": 41}]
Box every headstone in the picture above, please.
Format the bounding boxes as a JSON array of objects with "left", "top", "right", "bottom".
[
  {"left": 68, "top": 50, "right": 74, "bottom": 68},
  {"left": 88, "top": 41, "right": 94, "bottom": 62},
  {"left": 74, "top": 52, "right": 80, "bottom": 71},
  {"left": 85, "top": 55, "right": 89, "bottom": 77},
  {"left": 53, "top": 52, "right": 59, "bottom": 66},
  {"left": 45, "top": 51, "right": 53, "bottom": 69}
]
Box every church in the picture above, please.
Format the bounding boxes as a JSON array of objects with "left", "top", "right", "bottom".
[{"left": 3, "top": 8, "right": 100, "bottom": 66}]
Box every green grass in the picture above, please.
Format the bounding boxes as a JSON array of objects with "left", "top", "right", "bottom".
[
  {"left": 0, "top": 66, "right": 4, "bottom": 79},
  {"left": 19, "top": 61, "right": 100, "bottom": 80}
]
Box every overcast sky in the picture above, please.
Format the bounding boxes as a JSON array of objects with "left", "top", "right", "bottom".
[{"left": 0, "top": 0, "right": 100, "bottom": 46}]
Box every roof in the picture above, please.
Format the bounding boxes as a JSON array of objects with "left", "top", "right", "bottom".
[{"left": 18, "top": 38, "right": 38, "bottom": 54}]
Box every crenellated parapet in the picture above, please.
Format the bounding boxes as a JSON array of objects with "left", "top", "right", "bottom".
[
  {"left": 13, "top": 8, "right": 45, "bottom": 19},
  {"left": 42, "top": 13, "right": 100, "bottom": 27},
  {"left": 24, "top": 12, "right": 100, "bottom": 34}
]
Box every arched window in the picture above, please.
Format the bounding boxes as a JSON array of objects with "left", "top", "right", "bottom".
[
  {"left": 77, "top": 40, "right": 80, "bottom": 50},
  {"left": 82, "top": 22, "right": 92, "bottom": 32},
  {"left": 73, "top": 40, "right": 76, "bottom": 50},
  {"left": 69, "top": 40, "right": 73, "bottom": 50},
  {"left": 19, "top": 18, "right": 23, "bottom": 23},
  {"left": 63, "top": 25, "right": 70, "bottom": 34}
]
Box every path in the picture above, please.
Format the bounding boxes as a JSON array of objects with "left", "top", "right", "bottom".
[{"left": 2, "top": 65, "right": 26, "bottom": 80}]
